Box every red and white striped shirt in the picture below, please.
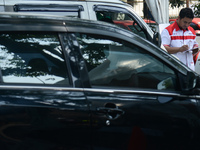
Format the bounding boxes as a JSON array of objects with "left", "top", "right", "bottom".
[{"left": 161, "top": 21, "right": 198, "bottom": 71}]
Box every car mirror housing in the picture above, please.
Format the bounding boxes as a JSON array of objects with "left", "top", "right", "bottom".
[{"left": 181, "top": 71, "right": 197, "bottom": 91}]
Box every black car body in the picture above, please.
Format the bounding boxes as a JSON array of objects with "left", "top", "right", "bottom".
[{"left": 0, "top": 13, "right": 199, "bottom": 150}]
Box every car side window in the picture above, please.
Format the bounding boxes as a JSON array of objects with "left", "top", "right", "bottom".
[
  {"left": 76, "top": 33, "right": 177, "bottom": 91},
  {"left": 0, "top": 32, "right": 69, "bottom": 85},
  {"left": 95, "top": 8, "right": 146, "bottom": 39}
]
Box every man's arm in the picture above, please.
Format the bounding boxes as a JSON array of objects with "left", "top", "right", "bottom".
[{"left": 164, "top": 45, "right": 189, "bottom": 54}]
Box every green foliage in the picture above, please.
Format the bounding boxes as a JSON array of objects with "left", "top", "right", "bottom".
[
  {"left": 169, "top": 0, "right": 185, "bottom": 8},
  {"left": 192, "top": 1, "right": 200, "bottom": 17}
]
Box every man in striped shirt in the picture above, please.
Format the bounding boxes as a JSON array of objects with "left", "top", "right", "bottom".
[{"left": 161, "top": 8, "right": 199, "bottom": 71}]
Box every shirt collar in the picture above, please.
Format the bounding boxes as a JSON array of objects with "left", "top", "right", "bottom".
[{"left": 174, "top": 20, "right": 188, "bottom": 31}]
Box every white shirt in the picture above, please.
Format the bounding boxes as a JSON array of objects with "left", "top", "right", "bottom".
[{"left": 161, "top": 21, "right": 198, "bottom": 70}]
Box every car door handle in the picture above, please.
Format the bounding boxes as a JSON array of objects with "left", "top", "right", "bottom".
[{"left": 96, "top": 107, "right": 124, "bottom": 120}]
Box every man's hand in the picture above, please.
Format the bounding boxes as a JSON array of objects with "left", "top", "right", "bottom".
[
  {"left": 192, "top": 47, "right": 199, "bottom": 56},
  {"left": 179, "top": 45, "right": 189, "bottom": 52}
]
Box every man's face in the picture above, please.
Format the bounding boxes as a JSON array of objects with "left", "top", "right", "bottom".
[{"left": 177, "top": 16, "right": 193, "bottom": 30}]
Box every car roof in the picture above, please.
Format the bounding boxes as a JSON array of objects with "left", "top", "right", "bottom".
[
  {"left": 9, "top": 0, "right": 124, "bottom": 2},
  {"left": 170, "top": 18, "right": 200, "bottom": 23},
  {"left": 5, "top": 0, "right": 125, "bottom": 4},
  {"left": 113, "top": 20, "right": 133, "bottom": 25},
  {"left": 0, "top": 12, "right": 133, "bottom": 36},
  {"left": 143, "top": 19, "right": 156, "bottom": 24},
  {"left": 0, "top": 12, "right": 67, "bottom": 31},
  {"left": 192, "top": 18, "right": 200, "bottom": 23}
]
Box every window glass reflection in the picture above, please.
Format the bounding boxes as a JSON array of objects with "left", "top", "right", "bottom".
[
  {"left": 76, "top": 33, "right": 177, "bottom": 90},
  {"left": 0, "top": 32, "right": 69, "bottom": 85},
  {"left": 96, "top": 11, "right": 146, "bottom": 39}
]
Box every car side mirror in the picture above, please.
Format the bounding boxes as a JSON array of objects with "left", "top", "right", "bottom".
[{"left": 181, "top": 71, "right": 197, "bottom": 91}]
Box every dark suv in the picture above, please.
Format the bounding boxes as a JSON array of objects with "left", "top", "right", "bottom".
[{"left": 0, "top": 12, "right": 200, "bottom": 150}]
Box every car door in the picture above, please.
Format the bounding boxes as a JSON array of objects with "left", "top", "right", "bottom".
[
  {"left": 0, "top": 32, "right": 91, "bottom": 149},
  {"left": 75, "top": 32, "right": 200, "bottom": 150}
]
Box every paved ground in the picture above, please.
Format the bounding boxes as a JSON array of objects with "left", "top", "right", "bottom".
[{"left": 197, "top": 36, "right": 200, "bottom": 45}]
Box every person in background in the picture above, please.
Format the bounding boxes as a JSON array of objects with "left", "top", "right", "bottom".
[{"left": 161, "top": 7, "right": 199, "bottom": 71}]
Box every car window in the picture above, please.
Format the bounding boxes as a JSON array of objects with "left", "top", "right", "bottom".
[
  {"left": 146, "top": 22, "right": 157, "bottom": 32},
  {"left": 0, "top": 32, "right": 69, "bottom": 85},
  {"left": 95, "top": 11, "right": 146, "bottom": 39},
  {"left": 76, "top": 33, "right": 177, "bottom": 91}
]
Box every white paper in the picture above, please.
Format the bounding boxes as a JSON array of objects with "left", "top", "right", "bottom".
[{"left": 184, "top": 46, "right": 200, "bottom": 52}]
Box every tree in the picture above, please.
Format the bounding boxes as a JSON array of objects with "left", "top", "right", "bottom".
[
  {"left": 192, "top": 0, "right": 200, "bottom": 17},
  {"left": 169, "top": 0, "right": 185, "bottom": 8}
]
